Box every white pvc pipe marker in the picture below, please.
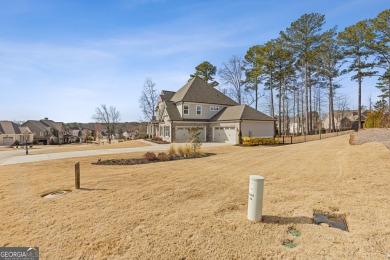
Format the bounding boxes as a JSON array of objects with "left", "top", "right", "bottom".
[{"left": 247, "top": 175, "right": 265, "bottom": 222}]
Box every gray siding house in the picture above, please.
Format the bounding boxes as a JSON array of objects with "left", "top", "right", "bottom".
[
  {"left": 22, "top": 118, "right": 68, "bottom": 144},
  {"left": 147, "top": 77, "right": 276, "bottom": 143}
]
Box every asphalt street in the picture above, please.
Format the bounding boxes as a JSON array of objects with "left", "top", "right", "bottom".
[{"left": 0, "top": 142, "right": 232, "bottom": 166}]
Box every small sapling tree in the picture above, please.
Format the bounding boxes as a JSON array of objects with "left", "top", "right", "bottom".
[{"left": 188, "top": 127, "right": 202, "bottom": 155}]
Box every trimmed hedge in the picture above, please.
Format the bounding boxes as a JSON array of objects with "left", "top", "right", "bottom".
[{"left": 243, "top": 137, "right": 280, "bottom": 146}]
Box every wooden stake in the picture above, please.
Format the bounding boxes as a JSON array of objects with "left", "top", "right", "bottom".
[{"left": 75, "top": 162, "right": 80, "bottom": 189}]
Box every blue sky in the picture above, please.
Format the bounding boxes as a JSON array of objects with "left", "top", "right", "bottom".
[{"left": 0, "top": 0, "right": 388, "bottom": 122}]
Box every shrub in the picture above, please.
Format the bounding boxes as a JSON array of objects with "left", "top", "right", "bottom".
[
  {"left": 168, "top": 144, "right": 176, "bottom": 158},
  {"left": 183, "top": 144, "right": 192, "bottom": 158},
  {"left": 33, "top": 140, "right": 38, "bottom": 145},
  {"left": 188, "top": 127, "right": 202, "bottom": 153},
  {"left": 243, "top": 137, "right": 280, "bottom": 146},
  {"left": 144, "top": 151, "right": 157, "bottom": 161},
  {"left": 157, "top": 152, "right": 170, "bottom": 161},
  {"left": 49, "top": 139, "right": 56, "bottom": 145},
  {"left": 177, "top": 146, "right": 184, "bottom": 157},
  {"left": 364, "top": 111, "right": 384, "bottom": 128},
  {"left": 152, "top": 136, "right": 163, "bottom": 142},
  {"left": 238, "top": 130, "right": 242, "bottom": 145},
  {"left": 13, "top": 140, "right": 20, "bottom": 146}
]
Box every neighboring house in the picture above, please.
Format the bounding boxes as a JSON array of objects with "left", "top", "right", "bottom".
[
  {"left": 22, "top": 118, "right": 68, "bottom": 144},
  {"left": 147, "top": 77, "right": 276, "bottom": 143},
  {"left": 323, "top": 110, "right": 369, "bottom": 131},
  {"left": 0, "top": 121, "right": 33, "bottom": 146}
]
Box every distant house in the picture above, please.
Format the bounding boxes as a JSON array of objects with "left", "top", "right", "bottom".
[
  {"left": 147, "top": 77, "right": 276, "bottom": 143},
  {"left": 22, "top": 118, "right": 68, "bottom": 144},
  {"left": 323, "top": 110, "right": 369, "bottom": 131},
  {"left": 0, "top": 121, "right": 33, "bottom": 146}
]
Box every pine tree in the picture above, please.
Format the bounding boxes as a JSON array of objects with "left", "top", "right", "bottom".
[
  {"left": 190, "top": 61, "right": 219, "bottom": 87},
  {"left": 338, "top": 20, "right": 377, "bottom": 129}
]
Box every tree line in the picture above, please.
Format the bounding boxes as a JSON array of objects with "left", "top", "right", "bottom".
[{"left": 140, "top": 10, "right": 389, "bottom": 135}]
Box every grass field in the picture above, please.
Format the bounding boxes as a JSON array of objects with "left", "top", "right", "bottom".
[{"left": 1, "top": 134, "right": 389, "bottom": 259}]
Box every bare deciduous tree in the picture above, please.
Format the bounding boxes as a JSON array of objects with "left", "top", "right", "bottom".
[
  {"left": 92, "top": 104, "right": 121, "bottom": 144},
  {"left": 219, "top": 55, "right": 245, "bottom": 104},
  {"left": 139, "top": 78, "right": 158, "bottom": 121}
]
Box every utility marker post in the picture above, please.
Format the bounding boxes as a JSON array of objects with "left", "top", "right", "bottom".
[
  {"left": 247, "top": 175, "right": 264, "bottom": 222},
  {"left": 75, "top": 162, "right": 80, "bottom": 189}
]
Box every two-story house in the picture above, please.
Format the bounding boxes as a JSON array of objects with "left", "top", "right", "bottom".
[
  {"left": 148, "top": 77, "right": 276, "bottom": 143},
  {"left": 22, "top": 118, "right": 68, "bottom": 144}
]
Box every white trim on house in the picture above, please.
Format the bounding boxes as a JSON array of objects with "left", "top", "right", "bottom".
[
  {"left": 183, "top": 104, "right": 189, "bottom": 115},
  {"left": 212, "top": 126, "right": 237, "bottom": 143},
  {"left": 175, "top": 126, "right": 206, "bottom": 142},
  {"left": 196, "top": 105, "right": 202, "bottom": 115}
]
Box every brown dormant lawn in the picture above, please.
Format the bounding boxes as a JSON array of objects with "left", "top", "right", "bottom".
[{"left": 0, "top": 134, "right": 389, "bottom": 259}]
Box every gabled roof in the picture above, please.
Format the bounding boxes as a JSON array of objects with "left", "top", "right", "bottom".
[
  {"left": 211, "top": 105, "right": 276, "bottom": 121},
  {"left": 41, "top": 120, "right": 64, "bottom": 131},
  {"left": 160, "top": 91, "right": 176, "bottom": 102},
  {"left": 165, "top": 102, "right": 182, "bottom": 121},
  {"left": 0, "top": 121, "right": 22, "bottom": 134},
  {"left": 170, "top": 77, "right": 238, "bottom": 106},
  {"left": 23, "top": 120, "right": 52, "bottom": 132}
]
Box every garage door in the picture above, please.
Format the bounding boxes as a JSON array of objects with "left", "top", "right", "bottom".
[
  {"left": 213, "top": 127, "right": 236, "bottom": 143},
  {"left": 176, "top": 127, "right": 206, "bottom": 142},
  {"left": 2, "top": 137, "right": 14, "bottom": 146}
]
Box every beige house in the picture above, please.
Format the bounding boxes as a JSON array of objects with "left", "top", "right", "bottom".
[
  {"left": 147, "top": 77, "right": 275, "bottom": 143},
  {"left": 322, "top": 110, "right": 369, "bottom": 131},
  {"left": 0, "top": 121, "right": 33, "bottom": 146}
]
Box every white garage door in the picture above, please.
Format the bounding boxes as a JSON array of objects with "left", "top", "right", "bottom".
[
  {"left": 176, "top": 127, "right": 206, "bottom": 142},
  {"left": 2, "top": 137, "right": 14, "bottom": 146},
  {"left": 213, "top": 127, "right": 236, "bottom": 143}
]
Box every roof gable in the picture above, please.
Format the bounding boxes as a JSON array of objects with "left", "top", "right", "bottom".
[
  {"left": 161, "top": 91, "right": 176, "bottom": 102},
  {"left": 170, "top": 77, "right": 238, "bottom": 106},
  {"left": 0, "top": 121, "right": 22, "bottom": 134}
]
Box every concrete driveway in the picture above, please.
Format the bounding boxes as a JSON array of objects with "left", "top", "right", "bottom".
[{"left": 0, "top": 142, "right": 233, "bottom": 166}]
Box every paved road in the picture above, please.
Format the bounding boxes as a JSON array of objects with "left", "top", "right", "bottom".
[{"left": 0, "top": 142, "right": 232, "bottom": 166}]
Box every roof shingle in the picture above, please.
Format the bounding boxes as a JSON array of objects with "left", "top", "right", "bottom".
[
  {"left": 211, "top": 105, "right": 275, "bottom": 121},
  {"left": 170, "top": 77, "right": 238, "bottom": 106}
]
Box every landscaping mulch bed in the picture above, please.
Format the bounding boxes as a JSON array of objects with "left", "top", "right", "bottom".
[{"left": 92, "top": 153, "right": 214, "bottom": 165}]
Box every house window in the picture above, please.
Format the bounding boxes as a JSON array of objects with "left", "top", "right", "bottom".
[
  {"left": 183, "top": 104, "right": 189, "bottom": 115},
  {"left": 210, "top": 106, "right": 219, "bottom": 111},
  {"left": 160, "top": 126, "right": 163, "bottom": 135},
  {"left": 164, "top": 126, "right": 170, "bottom": 137},
  {"left": 196, "top": 105, "right": 202, "bottom": 115}
]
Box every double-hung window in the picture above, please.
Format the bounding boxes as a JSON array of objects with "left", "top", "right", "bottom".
[
  {"left": 196, "top": 105, "right": 202, "bottom": 115},
  {"left": 164, "top": 126, "right": 170, "bottom": 137},
  {"left": 183, "top": 104, "right": 189, "bottom": 115}
]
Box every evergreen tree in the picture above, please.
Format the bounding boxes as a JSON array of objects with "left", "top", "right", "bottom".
[
  {"left": 190, "top": 61, "right": 219, "bottom": 87},
  {"left": 281, "top": 13, "right": 334, "bottom": 134},
  {"left": 338, "top": 20, "right": 377, "bottom": 129},
  {"left": 244, "top": 45, "right": 264, "bottom": 110},
  {"left": 369, "top": 9, "right": 390, "bottom": 112},
  {"left": 317, "top": 36, "right": 345, "bottom": 132}
]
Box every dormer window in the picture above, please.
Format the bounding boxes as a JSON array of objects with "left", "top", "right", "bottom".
[
  {"left": 210, "top": 106, "right": 219, "bottom": 111},
  {"left": 196, "top": 105, "right": 202, "bottom": 115},
  {"left": 183, "top": 104, "right": 189, "bottom": 115}
]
